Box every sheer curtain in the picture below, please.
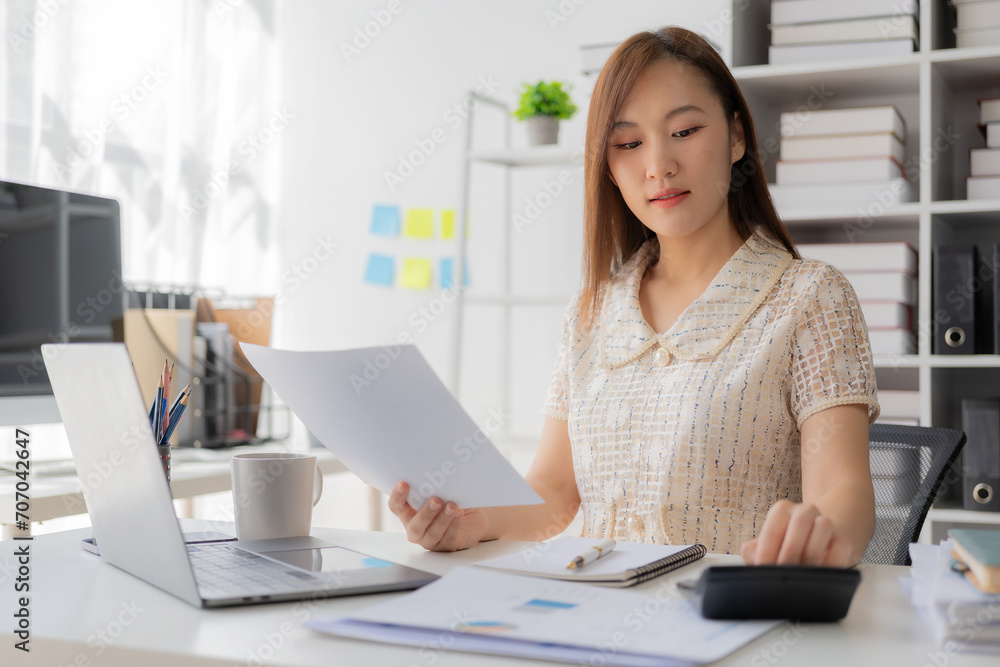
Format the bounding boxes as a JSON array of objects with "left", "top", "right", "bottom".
[{"left": 0, "top": 0, "right": 282, "bottom": 294}]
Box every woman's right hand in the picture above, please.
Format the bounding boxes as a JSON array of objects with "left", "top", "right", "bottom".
[{"left": 388, "top": 481, "right": 489, "bottom": 552}]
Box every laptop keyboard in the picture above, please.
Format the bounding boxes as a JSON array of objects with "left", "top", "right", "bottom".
[{"left": 188, "top": 543, "right": 327, "bottom": 599}]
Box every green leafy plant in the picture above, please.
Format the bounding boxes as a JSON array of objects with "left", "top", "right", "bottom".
[{"left": 512, "top": 81, "right": 578, "bottom": 121}]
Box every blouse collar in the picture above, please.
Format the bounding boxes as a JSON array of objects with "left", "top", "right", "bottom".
[{"left": 599, "top": 231, "right": 794, "bottom": 368}]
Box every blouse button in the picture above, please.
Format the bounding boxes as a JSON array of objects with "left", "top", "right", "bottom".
[
  {"left": 653, "top": 346, "right": 672, "bottom": 367},
  {"left": 625, "top": 513, "right": 644, "bottom": 539}
]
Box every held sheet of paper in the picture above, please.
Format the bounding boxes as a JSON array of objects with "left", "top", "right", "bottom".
[
  {"left": 240, "top": 343, "right": 543, "bottom": 510},
  {"left": 306, "top": 567, "right": 779, "bottom": 666}
]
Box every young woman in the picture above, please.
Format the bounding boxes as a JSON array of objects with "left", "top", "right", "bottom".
[{"left": 389, "top": 26, "right": 880, "bottom": 566}]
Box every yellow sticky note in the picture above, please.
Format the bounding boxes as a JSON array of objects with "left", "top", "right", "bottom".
[
  {"left": 404, "top": 208, "right": 434, "bottom": 238},
  {"left": 400, "top": 258, "right": 433, "bottom": 290},
  {"left": 441, "top": 209, "right": 456, "bottom": 239}
]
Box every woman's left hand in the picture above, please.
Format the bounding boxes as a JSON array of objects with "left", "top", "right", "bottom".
[{"left": 740, "top": 499, "right": 853, "bottom": 567}]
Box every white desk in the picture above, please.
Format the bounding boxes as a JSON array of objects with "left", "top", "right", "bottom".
[
  {"left": 0, "top": 446, "right": 381, "bottom": 539},
  {"left": 1, "top": 519, "right": 996, "bottom": 667}
]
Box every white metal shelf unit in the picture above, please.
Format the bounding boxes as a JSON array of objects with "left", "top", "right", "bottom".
[
  {"left": 728, "top": 0, "right": 1000, "bottom": 533},
  {"left": 449, "top": 93, "right": 581, "bottom": 442}
]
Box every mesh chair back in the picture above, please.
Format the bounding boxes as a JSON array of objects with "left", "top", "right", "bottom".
[{"left": 863, "top": 423, "right": 966, "bottom": 566}]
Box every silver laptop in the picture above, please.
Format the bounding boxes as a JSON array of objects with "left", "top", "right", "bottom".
[{"left": 42, "top": 343, "right": 437, "bottom": 608}]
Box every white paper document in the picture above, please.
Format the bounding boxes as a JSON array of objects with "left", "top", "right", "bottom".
[
  {"left": 304, "top": 567, "right": 779, "bottom": 666},
  {"left": 240, "top": 343, "right": 543, "bottom": 509}
]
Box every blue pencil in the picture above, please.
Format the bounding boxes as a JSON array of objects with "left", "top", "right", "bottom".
[
  {"left": 152, "top": 375, "right": 164, "bottom": 442},
  {"left": 160, "top": 390, "right": 190, "bottom": 445}
]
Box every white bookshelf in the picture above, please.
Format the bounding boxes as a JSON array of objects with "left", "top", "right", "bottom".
[{"left": 731, "top": 0, "right": 1000, "bottom": 534}]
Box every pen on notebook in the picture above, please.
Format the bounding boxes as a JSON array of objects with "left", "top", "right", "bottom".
[{"left": 566, "top": 538, "right": 616, "bottom": 570}]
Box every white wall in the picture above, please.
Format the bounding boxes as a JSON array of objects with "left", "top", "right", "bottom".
[{"left": 276, "top": 1, "right": 733, "bottom": 448}]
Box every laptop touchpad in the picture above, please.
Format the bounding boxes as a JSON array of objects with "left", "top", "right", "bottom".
[{"left": 263, "top": 546, "right": 395, "bottom": 574}]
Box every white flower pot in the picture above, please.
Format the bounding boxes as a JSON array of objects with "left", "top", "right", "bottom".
[{"left": 526, "top": 115, "right": 560, "bottom": 146}]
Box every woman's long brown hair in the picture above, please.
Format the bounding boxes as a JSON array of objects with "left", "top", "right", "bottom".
[{"left": 579, "top": 26, "right": 798, "bottom": 329}]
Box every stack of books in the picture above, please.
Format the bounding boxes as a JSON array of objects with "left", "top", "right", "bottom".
[
  {"left": 969, "top": 98, "right": 1000, "bottom": 201},
  {"left": 951, "top": 529, "right": 1000, "bottom": 595},
  {"left": 768, "top": 0, "right": 919, "bottom": 66},
  {"left": 769, "top": 105, "right": 914, "bottom": 212},
  {"left": 953, "top": 0, "right": 1000, "bottom": 49},
  {"left": 797, "top": 242, "right": 917, "bottom": 355},
  {"left": 906, "top": 537, "right": 1000, "bottom": 653}
]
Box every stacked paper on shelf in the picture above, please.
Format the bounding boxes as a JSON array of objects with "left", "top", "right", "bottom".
[
  {"left": 798, "top": 242, "right": 917, "bottom": 355},
  {"left": 953, "top": 0, "right": 1000, "bottom": 48},
  {"left": 768, "top": 0, "right": 918, "bottom": 65},
  {"left": 969, "top": 100, "right": 1000, "bottom": 200},
  {"left": 770, "top": 106, "right": 914, "bottom": 212},
  {"left": 769, "top": 179, "right": 915, "bottom": 212},
  {"left": 986, "top": 123, "right": 1000, "bottom": 150},
  {"left": 904, "top": 541, "right": 1000, "bottom": 653}
]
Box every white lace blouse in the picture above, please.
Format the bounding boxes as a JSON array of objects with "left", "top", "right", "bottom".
[{"left": 542, "top": 231, "right": 880, "bottom": 554}]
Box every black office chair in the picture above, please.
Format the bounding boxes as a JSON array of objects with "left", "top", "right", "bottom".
[{"left": 862, "top": 423, "right": 967, "bottom": 566}]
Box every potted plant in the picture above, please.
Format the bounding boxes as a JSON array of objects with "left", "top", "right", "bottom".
[{"left": 512, "top": 80, "right": 578, "bottom": 146}]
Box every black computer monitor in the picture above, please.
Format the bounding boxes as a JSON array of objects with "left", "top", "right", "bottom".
[{"left": 0, "top": 179, "right": 122, "bottom": 425}]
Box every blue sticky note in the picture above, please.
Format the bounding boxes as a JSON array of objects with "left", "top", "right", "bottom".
[
  {"left": 440, "top": 257, "right": 470, "bottom": 289},
  {"left": 364, "top": 254, "right": 395, "bottom": 286},
  {"left": 371, "top": 205, "right": 400, "bottom": 236}
]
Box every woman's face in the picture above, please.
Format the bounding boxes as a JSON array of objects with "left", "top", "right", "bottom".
[{"left": 606, "top": 59, "right": 745, "bottom": 243}]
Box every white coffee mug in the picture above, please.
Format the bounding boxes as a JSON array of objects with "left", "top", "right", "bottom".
[{"left": 231, "top": 452, "right": 323, "bottom": 541}]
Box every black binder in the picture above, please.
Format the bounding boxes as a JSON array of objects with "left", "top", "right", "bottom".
[
  {"left": 933, "top": 245, "right": 977, "bottom": 354},
  {"left": 994, "top": 244, "right": 1000, "bottom": 354},
  {"left": 961, "top": 399, "right": 1000, "bottom": 511}
]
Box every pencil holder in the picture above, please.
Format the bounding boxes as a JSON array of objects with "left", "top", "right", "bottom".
[{"left": 157, "top": 443, "right": 172, "bottom": 482}]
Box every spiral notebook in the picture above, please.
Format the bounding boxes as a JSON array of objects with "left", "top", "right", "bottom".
[{"left": 474, "top": 536, "right": 706, "bottom": 587}]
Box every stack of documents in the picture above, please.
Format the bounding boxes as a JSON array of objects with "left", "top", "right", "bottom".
[
  {"left": 769, "top": 106, "right": 914, "bottom": 214},
  {"left": 768, "top": 0, "right": 918, "bottom": 65},
  {"left": 968, "top": 98, "right": 1000, "bottom": 200},
  {"left": 305, "top": 567, "right": 779, "bottom": 666},
  {"left": 904, "top": 541, "right": 1000, "bottom": 653},
  {"left": 951, "top": 529, "right": 1000, "bottom": 594},
  {"left": 796, "top": 242, "right": 917, "bottom": 356}
]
